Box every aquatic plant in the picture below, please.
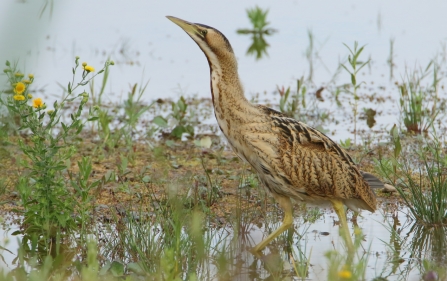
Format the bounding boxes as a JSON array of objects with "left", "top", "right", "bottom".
[
  {"left": 236, "top": 6, "right": 277, "bottom": 60},
  {"left": 341, "top": 41, "right": 370, "bottom": 145},
  {"left": 377, "top": 133, "right": 447, "bottom": 226},
  {"left": 398, "top": 65, "right": 441, "bottom": 135}
]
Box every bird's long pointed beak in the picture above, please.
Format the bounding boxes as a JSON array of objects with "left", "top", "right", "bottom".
[{"left": 166, "top": 16, "right": 200, "bottom": 36}]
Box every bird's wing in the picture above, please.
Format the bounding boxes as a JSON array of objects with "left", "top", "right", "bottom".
[
  {"left": 255, "top": 106, "right": 378, "bottom": 211},
  {"left": 259, "top": 105, "right": 357, "bottom": 168}
]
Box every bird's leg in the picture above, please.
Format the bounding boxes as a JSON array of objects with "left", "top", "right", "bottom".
[
  {"left": 330, "top": 199, "right": 354, "bottom": 253},
  {"left": 251, "top": 195, "right": 294, "bottom": 253}
]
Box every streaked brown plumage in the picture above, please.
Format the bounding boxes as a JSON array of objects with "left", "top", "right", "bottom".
[{"left": 167, "top": 16, "right": 383, "bottom": 253}]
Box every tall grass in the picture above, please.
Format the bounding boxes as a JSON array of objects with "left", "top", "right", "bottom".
[
  {"left": 377, "top": 134, "right": 447, "bottom": 226},
  {"left": 398, "top": 65, "right": 442, "bottom": 135}
]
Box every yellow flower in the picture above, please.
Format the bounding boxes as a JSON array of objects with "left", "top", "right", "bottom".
[
  {"left": 28, "top": 74, "right": 34, "bottom": 79},
  {"left": 14, "top": 82, "right": 26, "bottom": 95},
  {"left": 338, "top": 270, "right": 352, "bottom": 279},
  {"left": 28, "top": 94, "right": 33, "bottom": 99},
  {"left": 13, "top": 95, "right": 25, "bottom": 101},
  {"left": 32, "top": 98, "right": 44, "bottom": 108},
  {"left": 83, "top": 65, "right": 95, "bottom": 72}
]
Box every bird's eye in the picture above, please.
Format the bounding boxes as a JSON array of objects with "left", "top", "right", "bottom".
[{"left": 201, "top": 30, "right": 207, "bottom": 36}]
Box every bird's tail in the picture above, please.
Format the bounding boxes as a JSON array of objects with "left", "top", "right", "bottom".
[{"left": 361, "top": 171, "right": 384, "bottom": 189}]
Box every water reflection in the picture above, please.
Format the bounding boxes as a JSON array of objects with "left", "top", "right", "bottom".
[
  {"left": 406, "top": 224, "right": 447, "bottom": 265},
  {"left": 238, "top": 33, "right": 271, "bottom": 61},
  {"left": 236, "top": 6, "right": 277, "bottom": 60},
  {"left": 2, "top": 205, "right": 447, "bottom": 280}
]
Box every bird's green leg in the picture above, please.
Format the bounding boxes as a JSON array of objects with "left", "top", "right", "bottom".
[
  {"left": 330, "top": 199, "right": 354, "bottom": 253},
  {"left": 252, "top": 196, "right": 294, "bottom": 253}
]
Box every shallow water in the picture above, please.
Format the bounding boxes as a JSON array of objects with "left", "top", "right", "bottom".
[{"left": 1, "top": 204, "right": 443, "bottom": 280}]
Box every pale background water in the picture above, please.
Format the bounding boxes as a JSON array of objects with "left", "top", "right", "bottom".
[
  {"left": 1, "top": 0, "right": 446, "bottom": 102},
  {"left": 1, "top": 1, "right": 446, "bottom": 279}
]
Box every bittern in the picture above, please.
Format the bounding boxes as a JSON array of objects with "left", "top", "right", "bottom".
[{"left": 167, "top": 16, "right": 383, "bottom": 253}]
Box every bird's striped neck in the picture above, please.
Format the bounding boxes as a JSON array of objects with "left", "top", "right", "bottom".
[{"left": 202, "top": 47, "right": 252, "bottom": 126}]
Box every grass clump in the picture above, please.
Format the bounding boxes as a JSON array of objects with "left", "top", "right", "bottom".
[
  {"left": 398, "top": 65, "right": 442, "bottom": 135},
  {"left": 397, "top": 137, "right": 447, "bottom": 226},
  {"left": 377, "top": 132, "right": 447, "bottom": 226}
]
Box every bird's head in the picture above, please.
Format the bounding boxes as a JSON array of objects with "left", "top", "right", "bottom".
[{"left": 167, "top": 16, "right": 234, "bottom": 61}]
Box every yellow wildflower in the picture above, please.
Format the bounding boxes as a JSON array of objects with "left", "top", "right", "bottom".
[
  {"left": 338, "top": 270, "right": 352, "bottom": 279},
  {"left": 13, "top": 95, "right": 25, "bottom": 101},
  {"left": 28, "top": 74, "right": 34, "bottom": 79},
  {"left": 32, "top": 98, "right": 44, "bottom": 108},
  {"left": 28, "top": 94, "right": 33, "bottom": 99},
  {"left": 14, "top": 82, "right": 26, "bottom": 95},
  {"left": 83, "top": 65, "right": 95, "bottom": 72}
]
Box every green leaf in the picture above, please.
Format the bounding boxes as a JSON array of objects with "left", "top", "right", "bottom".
[
  {"left": 109, "top": 261, "right": 125, "bottom": 277},
  {"left": 61, "top": 122, "right": 68, "bottom": 133},
  {"left": 171, "top": 125, "right": 185, "bottom": 139},
  {"left": 54, "top": 165, "right": 67, "bottom": 171},
  {"left": 153, "top": 116, "right": 168, "bottom": 128},
  {"left": 127, "top": 262, "right": 145, "bottom": 275},
  {"left": 99, "top": 262, "right": 111, "bottom": 276},
  {"left": 165, "top": 140, "right": 175, "bottom": 147},
  {"left": 350, "top": 73, "right": 356, "bottom": 86}
]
